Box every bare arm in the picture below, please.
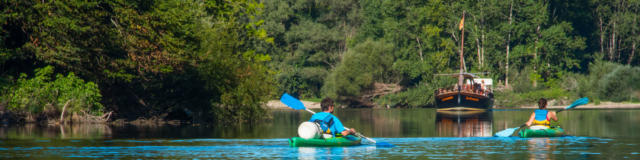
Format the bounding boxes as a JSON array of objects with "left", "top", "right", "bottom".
[
  {"left": 549, "top": 111, "right": 558, "bottom": 121},
  {"left": 341, "top": 128, "right": 356, "bottom": 136},
  {"left": 525, "top": 112, "right": 535, "bottom": 126}
]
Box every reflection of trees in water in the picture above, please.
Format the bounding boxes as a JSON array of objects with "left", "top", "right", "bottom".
[
  {"left": 494, "top": 110, "right": 640, "bottom": 138},
  {"left": 436, "top": 111, "right": 493, "bottom": 137},
  {"left": 333, "top": 109, "right": 437, "bottom": 137},
  {"left": 560, "top": 110, "right": 640, "bottom": 137},
  {"left": 0, "top": 123, "right": 111, "bottom": 139},
  {"left": 297, "top": 145, "right": 376, "bottom": 159},
  {"left": 357, "top": 109, "right": 436, "bottom": 137},
  {"left": 370, "top": 109, "right": 401, "bottom": 137},
  {"left": 527, "top": 138, "right": 557, "bottom": 160}
]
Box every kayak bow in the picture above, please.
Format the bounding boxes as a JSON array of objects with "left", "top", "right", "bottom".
[
  {"left": 289, "top": 135, "right": 362, "bottom": 147},
  {"left": 519, "top": 127, "right": 565, "bottom": 138}
]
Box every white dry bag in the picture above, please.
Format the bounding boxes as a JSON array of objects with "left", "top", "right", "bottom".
[{"left": 298, "top": 121, "right": 322, "bottom": 139}]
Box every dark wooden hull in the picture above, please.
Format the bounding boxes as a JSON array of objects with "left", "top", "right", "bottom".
[{"left": 435, "top": 91, "right": 493, "bottom": 110}]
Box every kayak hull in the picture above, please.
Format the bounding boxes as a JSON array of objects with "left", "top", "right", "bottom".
[
  {"left": 519, "top": 127, "right": 565, "bottom": 138},
  {"left": 289, "top": 135, "right": 362, "bottom": 147}
]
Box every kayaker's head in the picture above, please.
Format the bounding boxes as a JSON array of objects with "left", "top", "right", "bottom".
[
  {"left": 538, "top": 98, "right": 547, "bottom": 109},
  {"left": 321, "top": 98, "right": 334, "bottom": 113}
]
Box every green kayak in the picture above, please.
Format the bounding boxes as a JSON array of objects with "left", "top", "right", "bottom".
[
  {"left": 519, "top": 127, "right": 565, "bottom": 138},
  {"left": 289, "top": 135, "right": 362, "bottom": 147}
]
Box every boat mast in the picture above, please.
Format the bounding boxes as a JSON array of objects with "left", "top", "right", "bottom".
[{"left": 458, "top": 11, "right": 465, "bottom": 88}]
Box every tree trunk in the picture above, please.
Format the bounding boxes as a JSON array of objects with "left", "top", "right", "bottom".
[
  {"left": 611, "top": 19, "right": 616, "bottom": 61},
  {"left": 481, "top": 34, "right": 485, "bottom": 68},
  {"left": 476, "top": 38, "right": 481, "bottom": 67},
  {"left": 617, "top": 35, "right": 622, "bottom": 62},
  {"left": 600, "top": 17, "right": 604, "bottom": 56},
  {"left": 471, "top": 14, "right": 483, "bottom": 68},
  {"left": 533, "top": 25, "right": 541, "bottom": 88},
  {"left": 416, "top": 37, "right": 424, "bottom": 62},
  {"left": 60, "top": 100, "right": 71, "bottom": 124},
  {"left": 630, "top": 42, "right": 636, "bottom": 65},
  {"left": 630, "top": 14, "right": 638, "bottom": 65},
  {"left": 505, "top": 1, "right": 513, "bottom": 88}
]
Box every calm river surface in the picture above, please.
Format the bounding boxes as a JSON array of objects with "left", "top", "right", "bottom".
[{"left": 1, "top": 108, "right": 640, "bottom": 159}]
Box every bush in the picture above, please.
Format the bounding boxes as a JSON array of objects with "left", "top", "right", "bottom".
[
  {"left": 495, "top": 88, "right": 570, "bottom": 107},
  {"left": 6, "top": 66, "right": 103, "bottom": 115},
  {"left": 497, "top": 61, "right": 640, "bottom": 107},
  {"left": 376, "top": 76, "right": 454, "bottom": 108},
  {"left": 494, "top": 66, "right": 572, "bottom": 107},
  {"left": 375, "top": 84, "right": 431, "bottom": 108},
  {"left": 275, "top": 66, "right": 326, "bottom": 99},
  {"left": 322, "top": 39, "right": 394, "bottom": 101},
  {"left": 598, "top": 64, "right": 640, "bottom": 102},
  {"left": 565, "top": 61, "right": 640, "bottom": 103}
]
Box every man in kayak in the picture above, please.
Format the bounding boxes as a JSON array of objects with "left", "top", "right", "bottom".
[
  {"left": 309, "top": 98, "right": 356, "bottom": 138},
  {"left": 525, "top": 98, "right": 558, "bottom": 129}
]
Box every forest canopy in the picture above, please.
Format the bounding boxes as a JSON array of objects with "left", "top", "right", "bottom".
[
  {"left": 262, "top": 0, "right": 640, "bottom": 107},
  {"left": 1, "top": 0, "right": 639, "bottom": 124}
]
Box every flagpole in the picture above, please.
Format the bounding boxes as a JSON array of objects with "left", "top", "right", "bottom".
[{"left": 458, "top": 11, "right": 465, "bottom": 88}]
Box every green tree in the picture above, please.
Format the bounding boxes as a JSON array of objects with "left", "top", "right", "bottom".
[
  {"left": 323, "top": 39, "right": 394, "bottom": 105},
  {"left": 7, "top": 66, "right": 102, "bottom": 115},
  {"left": 1, "top": 0, "right": 276, "bottom": 124},
  {"left": 260, "top": 0, "right": 360, "bottom": 98}
]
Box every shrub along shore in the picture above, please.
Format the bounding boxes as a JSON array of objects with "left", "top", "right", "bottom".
[{"left": 2, "top": 1, "right": 640, "bottom": 125}]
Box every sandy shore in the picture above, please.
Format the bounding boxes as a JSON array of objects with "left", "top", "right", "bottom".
[
  {"left": 265, "top": 100, "right": 321, "bottom": 109},
  {"left": 266, "top": 100, "right": 640, "bottom": 109},
  {"left": 517, "top": 102, "right": 640, "bottom": 109}
]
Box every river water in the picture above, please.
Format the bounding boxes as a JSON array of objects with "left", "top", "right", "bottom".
[{"left": 1, "top": 108, "right": 639, "bottom": 159}]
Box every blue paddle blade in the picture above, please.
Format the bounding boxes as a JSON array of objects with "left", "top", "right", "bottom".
[
  {"left": 565, "top": 97, "right": 589, "bottom": 110},
  {"left": 375, "top": 142, "right": 395, "bottom": 147},
  {"left": 280, "top": 93, "right": 306, "bottom": 110},
  {"left": 494, "top": 127, "right": 519, "bottom": 137}
]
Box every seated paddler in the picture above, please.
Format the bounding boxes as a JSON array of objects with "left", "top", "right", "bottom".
[
  {"left": 525, "top": 98, "right": 558, "bottom": 129},
  {"left": 309, "top": 98, "right": 356, "bottom": 138}
]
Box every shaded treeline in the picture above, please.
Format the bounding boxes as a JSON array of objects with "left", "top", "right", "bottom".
[
  {"left": 1, "top": 1, "right": 274, "bottom": 124},
  {"left": 1, "top": 0, "right": 640, "bottom": 125}
]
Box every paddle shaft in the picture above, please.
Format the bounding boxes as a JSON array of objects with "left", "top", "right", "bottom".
[
  {"left": 302, "top": 108, "right": 377, "bottom": 143},
  {"left": 556, "top": 108, "right": 568, "bottom": 113}
]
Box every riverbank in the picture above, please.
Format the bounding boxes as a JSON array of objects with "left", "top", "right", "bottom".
[
  {"left": 265, "top": 100, "right": 321, "bottom": 109},
  {"left": 264, "top": 99, "right": 640, "bottom": 109},
  {"left": 518, "top": 102, "right": 640, "bottom": 109}
]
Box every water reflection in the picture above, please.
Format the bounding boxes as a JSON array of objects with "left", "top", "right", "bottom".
[
  {"left": 0, "top": 109, "right": 639, "bottom": 139},
  {"left": 297, "top": 147, "right": 316, "bottom": 160},
  {"left": 526, "top": 138, "right": 558, "bottom": 160},
  {"left": 0, "top": 124, "right": 111, "bottom": 139},
  {"left": 1, "top": 109, "right": 640, "bottom": 159},
  {"left": 436, "top": 111, "right": 492, "bottom": 137},
  {"left": 295, "top": 145, "right": 378, "bottom": 160}
]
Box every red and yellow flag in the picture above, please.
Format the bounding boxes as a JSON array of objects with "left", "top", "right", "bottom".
[{"left": 459, "top": 16, "right": 465, "bottom": 30}]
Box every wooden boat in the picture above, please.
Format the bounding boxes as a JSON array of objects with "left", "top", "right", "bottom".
[
  {"left": 434, "top": 73, "right": 493, "bottom": 111},
  {"left": 434, "top": 12, "right": 493, "bottom": 111}
]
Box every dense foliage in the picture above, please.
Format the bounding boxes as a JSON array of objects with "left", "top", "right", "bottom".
[
  {"left": 7, "top": 66, "right": 102, "bottom": 115},
  {"left": 261, "top": 0, "right": 640, "bottom": 107},
  {"left": 1, "top": 0, "right": 640, "bottom": 124},
  {"left": 1, "top": 0, "right": 274, "bottom": 123}
]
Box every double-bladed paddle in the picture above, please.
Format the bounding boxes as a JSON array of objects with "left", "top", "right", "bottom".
[
  {"left": 494, "top": 97, "right": 589, "bottom": 137},
  {"left": 280, "top": 93, "right": 393, "bottom": 147}
]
